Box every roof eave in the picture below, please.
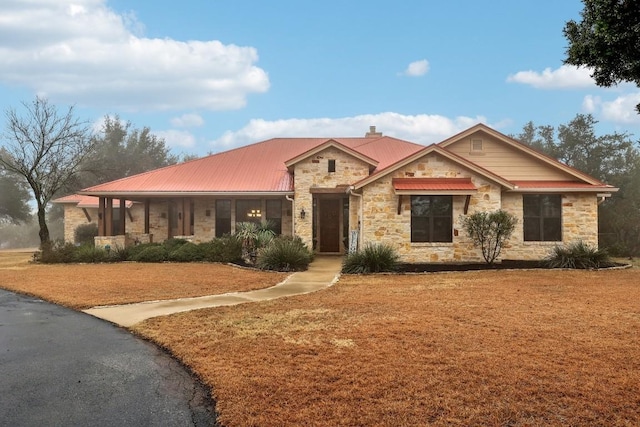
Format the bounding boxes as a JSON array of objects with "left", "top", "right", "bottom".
[{"left": 77, "top": 190, "right": 296, "bottom": 198}]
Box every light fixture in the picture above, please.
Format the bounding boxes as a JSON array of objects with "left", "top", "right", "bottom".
[
  {"left": 247, "top": 209, "right": 262, "bottom": 218},
  {"left": 300, "top": 208, "right": 306, "bottom": 219}
]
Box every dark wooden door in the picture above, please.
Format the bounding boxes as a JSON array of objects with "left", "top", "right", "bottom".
[{"left": 319, "top": 199, "right": 340, "bottom": 252}]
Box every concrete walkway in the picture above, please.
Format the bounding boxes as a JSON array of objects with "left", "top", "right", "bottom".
[{"left": 84, "top": 255, "right": 343, "bottom": 327}]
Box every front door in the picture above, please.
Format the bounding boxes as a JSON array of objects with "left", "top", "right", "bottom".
[{"left": 319, "top": 198, "right": 341, "bottom": 252}]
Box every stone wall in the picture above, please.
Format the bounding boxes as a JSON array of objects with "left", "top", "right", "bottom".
[
  {"left": 356, "top": 149, "right": 601, "bottom": 262},
  {"left": 359, "top": 153, "right": 500, "bottom": 263},
  {"left": 501, "top": 192, "right": 599, "bottom": 260},
  {"left": 293, "top": 147, "right": 371, "bottom": 249}
]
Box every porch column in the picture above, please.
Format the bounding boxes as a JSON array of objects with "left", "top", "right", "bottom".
[
  {"left": 98, "top": 197, "right": 106, "bottom": 236},
  {"left": 105, "top": 198, "right": 114, "bottom": 236},
  {"left": 144, "top": 199, "right": 150, "bottom": 234},
  {"left": 183, "top": 198, "right": 192, "bottom": 235},
  {"left": 119, "top": 198, "right": 126, "bottom": 235}
]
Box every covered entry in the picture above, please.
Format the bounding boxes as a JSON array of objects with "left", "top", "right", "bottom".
[{"left": 312, "top": 192, "right": 349, "bottom": 254}]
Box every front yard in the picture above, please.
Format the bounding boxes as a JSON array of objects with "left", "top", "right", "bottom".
[{"left": 1, "top": 252, "right": 639, "bottom": 426}]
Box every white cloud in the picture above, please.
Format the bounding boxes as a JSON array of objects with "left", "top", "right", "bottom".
[
  {"left": 401, "top": 59, "right": 430, "bottom": 77},
  {"left": 155, "top": 129, "right": 196, "bottom": 149},
  {"left": 170, "top": 113, "right": 205, "bottom": 128},
  {"left": 584, "top": 92, "right": 640, "bottom": 124},
  {"left": 506, "top": 65, "right": 595, "bottom": 89},
  {"left": 0, "top": 0, "right": 269, "bottom": 111},
  {"left": 211, "top": 112, "right": 490, "bottom": 150}
]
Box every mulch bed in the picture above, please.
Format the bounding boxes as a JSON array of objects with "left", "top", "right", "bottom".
[{"left": 397, "top": 259, "right": 624, "bottom": 272}]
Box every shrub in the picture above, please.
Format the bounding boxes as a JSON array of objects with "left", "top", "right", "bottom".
[
  {"left": 74, "top": 244, "right": 109, "bottom": 263},
  {"left": 126, "top": 242, "right": 162, "bottom": 260},
  {"left": 461, "top": 210, "right": 517, "bottom": 265},
  {"left": 256, "top": 236, "right": 314, "bottom": 271},
  {"left": 132, "top": 245, "right": 169, "bottom": 263},
  {"left": 235, "top": 221, "right": 275, "bottom": 263},
  {"left": 168, "top": 242, "right": 206, "bottom": 262},
  {"left": 36, "top": 241, "right": 77, "bottom": 264},
  {"left": 163, "top": 238, "right": 190, "bottom": 252},
  {"left": 342, "top": 243, "right": 400, "bottom": 274},
  {"left": 74, "top": 223, "right": 98, "bottom": 245},
  {"left": 544, "top": 241, "right": 611, "bottom": 269},
  {"left": 201, "top": 235, "right": 243, "bottom": 263}
]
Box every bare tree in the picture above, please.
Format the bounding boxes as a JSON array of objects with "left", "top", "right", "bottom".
[{"left": 0, "top": 97, "right": 94, "bottom": 247}]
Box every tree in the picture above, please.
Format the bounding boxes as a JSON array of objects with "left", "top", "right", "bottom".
[
  {"left": 0, "top": 167, "right": 31, "bottom": 224},
  {"left": 78, "top": 115, "right": 178, "bottom": 188},
  {"left": 461, "top": 210, "right": 517, "bottom": 265},
  {"left": 514, "top": 115, "right": 640, "bottom": 256},
  {"left": 0, "top": 97, "right": 95, "bottom": 247},
  {"left": 564, "top": 0, "right": 640, "bottom": 113}
]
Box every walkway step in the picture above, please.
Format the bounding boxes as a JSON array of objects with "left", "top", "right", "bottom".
[{"left": 83, "top": 256, "right": 343, "bottom": 327}]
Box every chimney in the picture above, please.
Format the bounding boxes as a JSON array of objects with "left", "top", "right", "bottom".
[{"left": 365, "top": 125, "right": 382, "bottom": 137}]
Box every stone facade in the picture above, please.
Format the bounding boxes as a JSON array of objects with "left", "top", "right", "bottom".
[{"left": 293, "top": 147, "right": 371, "bottom": 252}]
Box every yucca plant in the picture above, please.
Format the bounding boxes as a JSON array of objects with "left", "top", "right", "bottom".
[
  {"left": 342, "top": 243, "right": 400, "bottom": 274},
  {"left": 256, "top": 236, "right": 313, "bottom": 271},
  {"left": 544, "top": 241, "right": 610, "bottom": 269}
]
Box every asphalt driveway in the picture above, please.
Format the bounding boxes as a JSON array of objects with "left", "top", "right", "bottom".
[{"left": 0, "top": 289, "right": 216, "bottom": 426}]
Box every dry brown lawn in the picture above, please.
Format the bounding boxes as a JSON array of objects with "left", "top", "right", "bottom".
[
  {"left": 135, "top": 268, "right": 640, "bottom": 427},
  {"left": 0, "top": 252, "right": 287, "bottom": 309},
  {"left": 2, "top": 251, "right": 639, "bottom": 426}
]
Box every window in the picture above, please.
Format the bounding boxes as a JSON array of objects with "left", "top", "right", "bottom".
[
  {"left": 523, "top": 194, "right": 561, "bottom": 241},
  {"left": 328, "top": 159, "right": 336, "bottom": 173},
  {"left": 266, "top": 199, "right": 282, "bottom": 235},
  {"left": 236, "top": 199, "right": 262, "bottom": 225},
  {"left": 215, "top": 200, "right": 231, "bottom": 237},
  {"left": 411, "top": 196, "right": 453, "bottom": 242}
]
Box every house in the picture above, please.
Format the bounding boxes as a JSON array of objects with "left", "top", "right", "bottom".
[{"left": 54, "top": 124, "right": 617, "bottom": 262}]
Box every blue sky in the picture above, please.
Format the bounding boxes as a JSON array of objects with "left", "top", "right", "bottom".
[{"left": 1, "top": 0, "right": 639, "bottom": 157}]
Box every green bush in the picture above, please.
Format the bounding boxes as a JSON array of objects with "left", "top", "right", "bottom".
[
  {"left": 461, "top": 210, "right": 517, "bottom": 265},
  {"left": 74, "top": 223, "right": 98, "bottom": 245},
  {"left": 132, "top": 245, "right": 169, "bottom": 263},
  {"left": 126, "top": 242, "right": 162, "bottom": 260},
  {"left": 342, "top": 243, "right": 400, "bottom": 274},
  {"left": 544, "top": 241, "right": 611, "bottom": 269},
  {"left": 163, "top": 238, "right": 190, "bottom": 252},
  {"left": 256, "top": 236, "right": 313, "bottom": 271},
  {"left": 36, "top": 241, "right": 78, "bottom": 264},
  {"left": 168, "top": 242, "right": 206, "bottom": 262},
  {"left": 74, "top": 244, "right": 109, "bottom": 263},
  {"left": 202, "top": 235, "right": 243, "bottom": 263}
]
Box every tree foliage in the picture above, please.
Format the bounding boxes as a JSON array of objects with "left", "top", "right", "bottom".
[
  {"left": 78, "top": 115, "right": 179, "bottom": 188},
  {"left": 564, "top": 0, "right": 640, "bottom": 113},
  {"left": 514, "top": 114, "right": 640, "bottom": 256},
  {"left": 0, "top": 167, "right": 31, "bottom": 224},
  {"left": 0, "top": 97, "right": 95, "bottom": 246},
  {"left": 461, "top": 210, "right": 517, "bottom": 265}
]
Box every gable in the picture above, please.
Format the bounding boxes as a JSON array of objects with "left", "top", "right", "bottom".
[{"left": 444, "top": 130, "right": 576, "bottom": 181}]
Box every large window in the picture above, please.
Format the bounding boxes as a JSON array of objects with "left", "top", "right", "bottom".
[
  {"left": 266, "top": 199, "right": 282, "bottom": 235},
  {"left": 215, "top": 200, "right": 231, "bottom": 237},
  {"left": 236, "top": 199, "right": 262, "bottom": 225},
  {"left": 411, "top": 196, "right": 453, "bottom": 243},
  {"left": 523, "top": 194, "right": 562, "bottom": 241}
]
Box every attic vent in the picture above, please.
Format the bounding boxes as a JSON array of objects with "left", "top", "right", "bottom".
[
  {"left": 470, "top": 138, "right": 483, "bottom": 153},
  {"left": 365, "top": 126, "right": 383, "bottom": 137}
]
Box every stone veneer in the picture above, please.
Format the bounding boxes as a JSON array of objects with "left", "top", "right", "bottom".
[
  {"left": 293, "top": 147, "right": 371, "bottom": 251},
  {"left": 359, "top": 153, "right": 500, "bottom": 263},
  {"left": 356, "top": 153, "right": 600, "bottom": 262},
  {"left": 500, "top": 192, "right": 599, "bottom": 260}
]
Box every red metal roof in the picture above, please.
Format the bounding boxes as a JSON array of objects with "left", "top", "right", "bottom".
[
  {"left": 393, "top": 178, "right": 477, "bottom": 191},
  {"left": 52, "top": 194, "right": 132, "bottom": 208},
  {"left": 512, "top": 181, "right": 615, "bottom": 190},
  {"left": 79, "top": 136, "right": 424, "bottom": 196}
]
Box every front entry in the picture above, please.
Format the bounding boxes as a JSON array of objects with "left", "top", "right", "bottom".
[{"left": 319, "top": 198, "right": 341, "bottom": 252}]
